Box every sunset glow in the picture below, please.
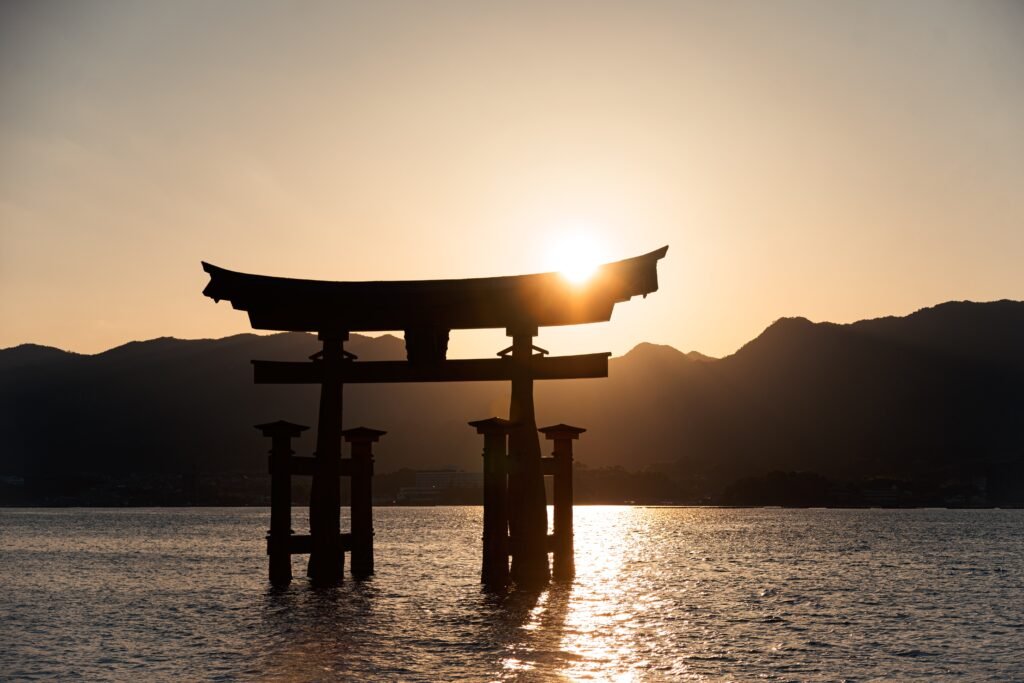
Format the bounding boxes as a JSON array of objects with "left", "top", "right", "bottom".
[
  {"left": 549, "top": 233, "right": 607, "bottom": 284},
  {"left": 1, "top": 2, "right": 1022, "bottom": 359}
]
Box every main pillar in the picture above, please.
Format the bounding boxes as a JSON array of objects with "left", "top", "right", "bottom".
[
  {"left": 343, "top": 426, "right": 386, "bottom": 579},
  {"left": 539, "top": 423, "right": 585, "bottom": 581},
  {"left": 256, "top": 420, "right": 309, "bottom": 586},
  {"left": 469, "top": 417, "right": 514, "bottom": 589},
  {"left": 308, "top": 331, "right": 347, "bottom": 583},
  {"left": 506, "top": 326, "right": 551, "bottom": 587}
]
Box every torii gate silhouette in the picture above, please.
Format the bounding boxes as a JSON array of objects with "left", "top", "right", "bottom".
[{"left": 202, "top": 246, "right": 667, "bottom": 587}]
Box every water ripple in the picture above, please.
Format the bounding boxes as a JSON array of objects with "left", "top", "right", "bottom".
[{"left": 1, "top": 507, "right": 1023, "bottom": 681}]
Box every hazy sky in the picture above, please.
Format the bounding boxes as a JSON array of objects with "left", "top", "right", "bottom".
[{"left": 2, "top": 0, "right": 1022, "bottom": 358}]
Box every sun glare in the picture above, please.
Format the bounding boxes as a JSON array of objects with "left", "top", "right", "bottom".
[{"left": 549, "top": 232, "right": 606, "bottom": 284}]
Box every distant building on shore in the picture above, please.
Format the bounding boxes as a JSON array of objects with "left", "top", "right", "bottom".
[{"left": 396, "top": 469, "right": 482, "bottom": 505}]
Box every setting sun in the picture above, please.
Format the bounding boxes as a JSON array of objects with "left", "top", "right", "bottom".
[{"left": 548, "top": 233, "right": 607, "bottom": 284}]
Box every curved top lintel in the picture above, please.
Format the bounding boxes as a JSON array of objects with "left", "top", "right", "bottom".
[{"left": 201, "top": 246, "right": 668, "bottom": 333}]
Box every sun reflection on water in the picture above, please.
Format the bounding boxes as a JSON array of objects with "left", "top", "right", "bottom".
[
  {"left": 497, "top": 506, "right": 660, "bottom": 681},
  {"left": 556, "top": 506, "right": 647, "bottom": 681}
]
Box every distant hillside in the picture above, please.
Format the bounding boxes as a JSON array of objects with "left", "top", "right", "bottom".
[{"left": 2, "top": 300, "right": 1023, "bottom": 502}]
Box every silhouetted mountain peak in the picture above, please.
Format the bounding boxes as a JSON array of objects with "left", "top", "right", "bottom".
[
  {"left": 845, "top": 300, "right": 1024, "bottom": 368},
  {"left": 763, "top": 316, "right": 824, "bottom": 335},
  {"left": 622, "top": 342, "right": 689, "bottom": 361},
  {"left": 621, "top": 342, "right": 717, "bottom": 361},
  {"left": 729, "top": 316, "right": 845, "bottom": 363},
  {"left": 617, "top": 343, "right": 718, "bottom": 374},
  {"left": 0, "top": 342, "right": 70, "bottom": 355},
  {"left": 731, "top": 301, "right": 1024, "bottom": 369},
  {"left": 97, "top": 336, "right": 208, "bottom": 358},
  {"left": 0, "top": 343, "right": 77, "bottom": 370}
]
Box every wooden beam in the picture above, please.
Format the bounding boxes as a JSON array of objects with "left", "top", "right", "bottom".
[
  {"left": 271, "top": 533, "right": 353, "bottom": 556},
  {"left": 532, "top": 353, "right": 610, "bottom": 380},
  {"left": 253, "top": 353, "right": 610, "bottom": 385}
]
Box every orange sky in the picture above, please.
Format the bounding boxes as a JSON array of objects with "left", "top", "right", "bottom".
[{"left": 2, "top": 1, "right": 1022, "bottom": 359}]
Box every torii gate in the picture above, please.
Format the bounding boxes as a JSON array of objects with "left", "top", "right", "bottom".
[{"left": 201, "top": 245, "right": 667, "bottom": 586}]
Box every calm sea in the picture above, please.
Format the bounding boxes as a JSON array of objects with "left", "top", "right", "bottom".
[{"left": 1, "top": 507, "right": 1022, "bottom": 681}]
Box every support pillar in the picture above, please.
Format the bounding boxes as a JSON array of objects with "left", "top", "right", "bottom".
[
  {"left": 539, "top": 424, "right": 586, "bottom": 581},
  {"left": 506, "top": 326, "right": 550, "bottom": 587},
  {"left": 308, "top": 331, "right": 347, "bottom": 583},
  {"left": 256, "top": 420, "right": 309, "bottom": 586},
  {"left": 469, "top": 417, "right": 515, "bottom": 589},
  {"left": 343, "top": 426, "right": 386, "bottom": 579}
]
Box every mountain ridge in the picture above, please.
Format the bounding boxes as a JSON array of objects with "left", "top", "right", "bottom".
[
  {"left": 2, "top": 299, "right": 1022, "bottom": 503},
  {"left": 7, "top": 297, "right": 1019, "bottom": 362}
]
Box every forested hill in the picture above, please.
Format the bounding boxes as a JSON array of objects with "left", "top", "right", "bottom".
[{"left": 2, "top": 300, "right": 1022, "bottom": 502}]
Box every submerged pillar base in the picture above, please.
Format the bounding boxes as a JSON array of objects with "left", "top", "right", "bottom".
[
  {"left": 540, "top": 424, "right": 585, "bottom": 582},
  {"left": 471, "top": 417, "right": 514, "bottom": 590},
  {"left": 256, "top": 420, "right": 309, "bottom": 586},
  {"left": 344, "top": 426, "right": 386, "bottom": 580}
]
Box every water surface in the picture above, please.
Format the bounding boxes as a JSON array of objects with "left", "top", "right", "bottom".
[{"left": 1, "top": 507, "right": 1022, "bottom": 681}]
